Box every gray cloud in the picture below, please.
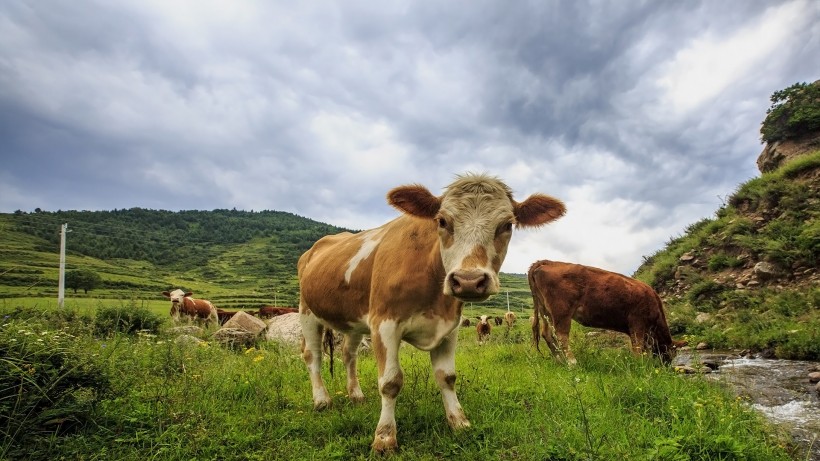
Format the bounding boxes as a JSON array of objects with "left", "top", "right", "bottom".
[{"left": 1, "top": 0, "right": 819, "bottom": 275}]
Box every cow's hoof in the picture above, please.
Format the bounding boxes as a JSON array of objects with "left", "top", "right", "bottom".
[
  {"left": 447, "top": 411, "right": 471, "bottom": 430},
  {"left": 313, "top": 399, "right": 332, "bottom": 411},
  {"left": 349, "top": 390, "right": 365, "bottom": 404},
  {"left": 371, "top": 424, "right": 397, "bottom": 453}
]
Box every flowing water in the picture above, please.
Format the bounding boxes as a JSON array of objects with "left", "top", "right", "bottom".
[{"left": 675, "top": 351, "right": 820, "bottom": 460}]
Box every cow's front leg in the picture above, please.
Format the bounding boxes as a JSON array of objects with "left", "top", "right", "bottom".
[
  {"left": 343, "top": 333, "right": 365, "bottom": 403},
  {"left": 300, "top": 311, "right": 332, "bottom": 410},
  {"left": 371, "top": 321, "right": 403, "bottom": 453},
  {"left": 430, "top": 327, "right": 470, "bottom": 430}
]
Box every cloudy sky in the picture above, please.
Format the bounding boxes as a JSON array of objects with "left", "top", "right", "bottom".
[{"left": 1, "top": 1, "right": 818, "bottom": 276}]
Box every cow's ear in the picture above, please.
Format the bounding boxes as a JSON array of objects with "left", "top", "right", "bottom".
[
  {"left": 162, "top": 291, "right": 171, "bottom": 298},
  {"left": 514, "top": 194, "right": 566, "bottom": 228},
  {"left": 184, "top": 291, "right": 193, "bottom": 297},
  {"left": 387, "top": 184, "right": 441, "bottom": 219}
]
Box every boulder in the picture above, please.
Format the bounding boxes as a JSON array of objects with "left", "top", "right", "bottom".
[
  {"left": 753, "top": 262, "right": 779, "bottom": 281},
  {"left": 174, "top": 334, "right": 205, "bottom": 347},
  {"left": 213, "top": 328, "right": 258, "bottom": 349},
  {"left": 809, "top": 371, "right": 820, "bottom": 383},
  {"left": 265, "top": 312, "right": 303, "bottom": 345},
  {"left": 222, "top": 310, "right": 267, "bottom": 336}
]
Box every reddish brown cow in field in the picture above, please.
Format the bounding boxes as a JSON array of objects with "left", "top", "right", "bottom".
[
  {"left": 493, "top": 316, "right": 503, "bottom": 326},
  {"left": 163, "top": 289, "right": 218, "bottom": 328},
  {"left": 298, "top": 173, "right": 565, "bottom": 452},
  {"left": 258, "top": 306, "right": 299, "bottom": 319},
  {"left": 476, "top": 315, "right": 492, "bottom": 343},
  {"left": 528, "top": 260, "right": 680, "bottom": 365},
  {"left": 216, "top": 308, "right": 236, "bottom": 325}
]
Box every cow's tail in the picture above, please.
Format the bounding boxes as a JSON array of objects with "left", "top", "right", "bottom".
[{"left": 323, "top": 328, "right": 335, "bottom": 378}]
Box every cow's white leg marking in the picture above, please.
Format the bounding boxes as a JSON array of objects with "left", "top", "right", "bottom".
[
  {"left": 430, "top": 327, "right": 470, "bottom": 430},
  {"left": 343, "top": 332, "right": 365, "bottom": 403},
  {"left": 300, "top": 308, "right": 332, "bottom": 410},
  {"left": 371, "top": 320, "right": 402, "bottom": 452},
  {"left": 344, "top": 230, "right": 382, "bottom": 283}
]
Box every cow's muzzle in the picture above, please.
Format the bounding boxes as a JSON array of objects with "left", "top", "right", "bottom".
[{"left": 448, "top": 269, "right": 493, "bottom": 301}]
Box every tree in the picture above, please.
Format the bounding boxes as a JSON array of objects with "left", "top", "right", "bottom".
[
  {"left": 65, "top": 269, "right": 102, "bottom": 294},
  {"left": 760, "top": 80, "right": 820, "bottom": 144}
]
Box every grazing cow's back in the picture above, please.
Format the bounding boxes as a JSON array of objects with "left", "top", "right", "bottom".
[
  {"left": 258, "top": 306, "right": 299, "bottom": 319},
  {"left": 298, "top": 173, "right": 565, "bottom": 452},
  {"left": 528, "top": 260, "right": 677, "bottom": 364},
  {"left": 163, "top": 289, "right": 218, "bottom": 328}
]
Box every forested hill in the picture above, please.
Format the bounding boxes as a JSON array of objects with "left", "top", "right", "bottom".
[
  {"left": 0, "top": 208, "right": 350, "bottom": 305},
  {"left": 7, "top": 208, "right": 349, "bottom": 269}
]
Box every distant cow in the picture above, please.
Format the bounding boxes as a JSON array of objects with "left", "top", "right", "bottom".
[
  {"left": 297, "top": 173, "right": 565, "bottom": 452},
  {"left": 476, "top": 315, "right": 492, "bottom": 343},
  {"left": 216, "top": 308, "right": 237, "bottom": 325},
  {"left": 504, "top": 311, "right": 517, "bottom": 327},
  {"left": 258, "top": 306, "right": 299, "bottom": 319},
  {"left": 528, "top": 260, "right": 679, "bottom": 365},
  {"left": 494, "top": 316, "right": 503, "bottom": 326},
  {"left": 163, "top": 289, "right": 218, "bottom": 328},
  {"left": 460, "top": 317, "right": 471, "bottom": 327}
]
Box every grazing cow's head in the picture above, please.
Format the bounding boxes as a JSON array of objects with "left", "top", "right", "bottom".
[
  {"left": 162, "top": 289, "right": 192, "bottom": 315},
  {"left": 388, "top": 173, "right": 565, "bottom": 302}
]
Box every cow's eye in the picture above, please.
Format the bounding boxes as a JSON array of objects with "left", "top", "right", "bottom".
[
  {"left": 497, "top": 222, "right": 513, "bottom": 235},
  {"left": 437, "top": 217, "right": 447, "bottom": 229}
]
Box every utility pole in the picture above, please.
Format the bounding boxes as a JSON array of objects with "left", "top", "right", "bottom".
[{"left": 57, "top": 223, "right": 69, "bottom": 308}]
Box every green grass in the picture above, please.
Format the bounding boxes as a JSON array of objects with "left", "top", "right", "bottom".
[{"left": 1, "top": 304, "right": 799, "bottom": 461}]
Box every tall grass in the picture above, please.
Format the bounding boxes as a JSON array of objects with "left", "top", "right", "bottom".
[{"left": 0, "top": 308, "right": 799, "bottom": 461}]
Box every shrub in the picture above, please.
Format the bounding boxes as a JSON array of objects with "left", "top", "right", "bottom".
[
  {"left": 0, "top": 320, "right": 110, "bottom": 457},
  {"left": 94, "top": 304, "right": 163, "bottom": 336},
  {"left": 707, "top": 253, "right": 743, "bottom": 271},
  {"left": 687, "top": 280, "right": 728, "bottom": 311},
  {"left": 760, "top": 81, "right": 820, "bottom": 143}
]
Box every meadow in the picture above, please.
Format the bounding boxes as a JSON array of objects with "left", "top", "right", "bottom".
[{"left": 1, "top": 300, "right": 800, "bottom": 461}]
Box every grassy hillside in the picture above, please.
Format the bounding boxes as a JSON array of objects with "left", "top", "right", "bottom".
[{"left": 634, "top": 151, "right": 820, "bottom": 359}]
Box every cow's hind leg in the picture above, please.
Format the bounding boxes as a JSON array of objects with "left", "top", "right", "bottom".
[
  {"left": 371, "top": 320, "right": 403, "bottom": 453},
  {"left": 552, "top": 316, "right": 577, "bottom": 365},
  {"left": 343, "top": 333, "right": 365, "bottom": 404},
  {"left": 431, "top": 327, "right": 470, "bottom": 430},
  {"left": 300, "top": 310, "right": 332, "bottom": 410}
]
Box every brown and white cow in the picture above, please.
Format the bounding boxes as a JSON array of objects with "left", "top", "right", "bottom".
[
  {"left": 298, "top": 173, "right": 565, "bottom": 452},
  {"left": 528, "top": 260, "right": 679, "bottom": 365},
  {"left": 476, "top": 314, "right": 492, "bottom": 343},
  {"left": 162, "top": 289, "right": 218, "bottom": 328},
  {"left": 504, "top": 311, "right": 517, "bottom": 328}
]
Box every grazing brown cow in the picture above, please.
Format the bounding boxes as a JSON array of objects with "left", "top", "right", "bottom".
[
  {"left": 476, "top": 315, "right": 492, "bottom": 343},
  {"left": 504, "top": 311, "right": 517, "bottom": 327},
  {"left": 258, "top": 306, "right": 299, "bottom": 319},
  {"left": 493, "top": 316, "right": 503, "bottom": 326},
  {"left": 460, "top": 317, "right": 471, "bottom": 327},
  {"left": 528, "top": 260, "right": 679, "bottom": 365},
  {"left": 216, "top": 308, "right": 237, "bottom": 325},
  {"left": 163, "top": 289, "right": 218, "bottom": 328},
  {"left": 298, "top": 173, "right": 565, "bottom": 452}
]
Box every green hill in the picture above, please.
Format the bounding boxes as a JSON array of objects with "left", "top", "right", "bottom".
[{"left": 634, "top": 81, "right": 820, "bottom": 360}]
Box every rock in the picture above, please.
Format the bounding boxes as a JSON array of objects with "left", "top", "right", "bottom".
[
  {"left": 809, "top": 372, "right": 820, "bottom": 383},
  {"left": 696, "top": 342, "right": 709, "bottom": 350},
  {"left": 753, "top": 262, "right": 779, "bottom": 281},
  {"left": 816, "top": 382, "right": 820, "bottom": 395},
  {"left": 174, "top": 334, "right": 205, "bottom": 347},
  {"left": 756, "top": 132, "right": 820, "bottom": 173},
  {"left": 695, "top": 312, "right": 712, "bottom": 324},
  {"left": 265, "top": 312, "right": 303, "bottom": 345},
  {"left": 168, "top": 325, "right": 204, "bottom": 336},
  {"left": 679, "top": 252, "right": 696, "bottom": 263},
  {"left": 213, "top": 328, "right": 258, "bottom": 349},
  {"left": 222, "top": 311, "right": 267, "bottom": 336}
]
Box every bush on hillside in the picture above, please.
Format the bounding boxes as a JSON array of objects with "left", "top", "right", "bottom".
[
  {"left": 760, "top": 81, "right": 820, "bottom": 144},
  {"left": 94, "top": 304, "right": 163, "bottom": 336}
]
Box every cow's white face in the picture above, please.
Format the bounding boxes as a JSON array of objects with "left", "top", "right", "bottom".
[
  {"left": 388, "top": 173, "right": 566, "bottom": 302},
  {"left": 162, "top": 288, "right": 190, "bottom": 315}
]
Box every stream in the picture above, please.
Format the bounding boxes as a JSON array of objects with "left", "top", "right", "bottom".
[{"left": 674, "top": 351, "right": 819, "bottom": 460}]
